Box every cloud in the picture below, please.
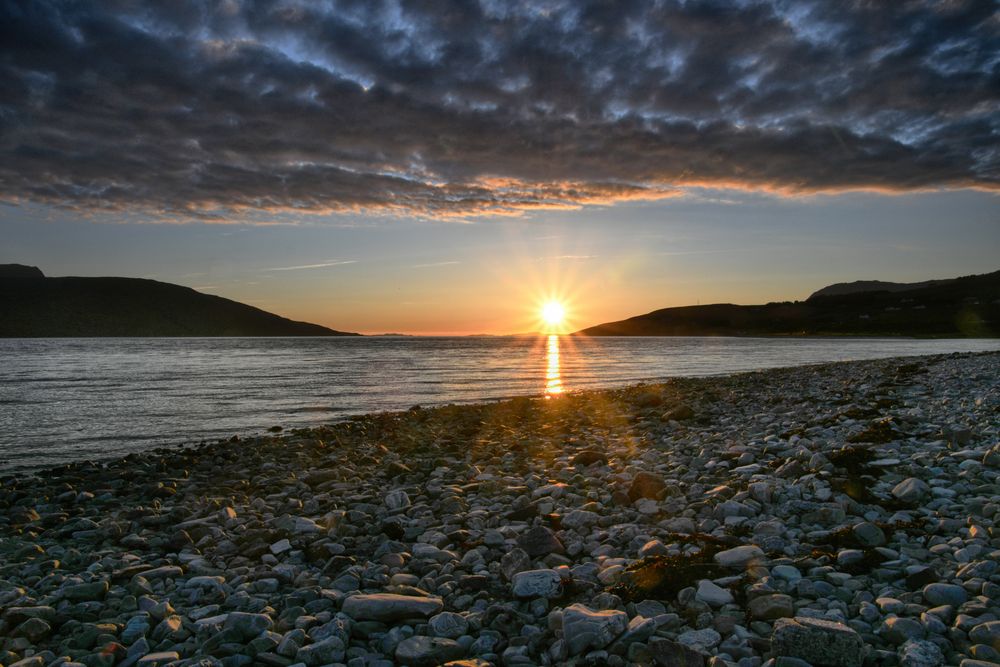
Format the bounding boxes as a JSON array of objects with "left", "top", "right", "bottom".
[
  {"left": 411, "top": 261, "right": 460, "bottom": 268},
  {"left": 266, "top": 260, "right": 357, "bottom": 271},
  {"left": 0, "top": 0, "right": 996, "bottom": 221}
]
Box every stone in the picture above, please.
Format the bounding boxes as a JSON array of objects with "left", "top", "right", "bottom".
[
  {"left": 695, "top": 580, "right": 734, "bottom": 607},
  {"left": 13, "top": 617, "right": 52, "bottom": 642},
  {"left": 969, "top": 621, "right": 1000, "bottom": 650},
  {"left": 561, "top": 603, "right": 629, "bottom": 656},
  {"left": 224, "top": 612, "right": 274, "bottom": 640},
  {"left": 882, "top": 617, "right": 926, "bottom": 645},
  {"left": 898, "top": 639, "right": 944, "bottom": 667},
  {"left": 385, "top": 489, "right": 411, "bottom": 510},
  {"left": 771, "top": 617, "right": 865, "bottom": 667},
  {"left": 892, "top": 478, "right": 930, "bottom": 503},
  {"left": 664, "top": 404, "right": 695, "bottom": 421},
  {"left": 983, "top": 444, "right": 1000, "bottom": 467},
  {"left": 512, "top": 569, "right": 563, "bottom": 599},
  {"left": 677, "top": 628, "right": 722, "bottom": 651},
  {"left": 562, "top": 509, "right": 599, "bottom": 529},
  {"left": 395, "top": 636, "right": 464, "bottom": 666},
  {"left": 852, "top": 522, "right": 886, "bottom": 547},
  {"left": 921, "top": 583, "right": 967, "bottom": 607},
  {"left": 749, "top": 594, "right": 794, "bottom": 620},
  {"left": 517, "top": 525, "right": 564, "bottom": 557},
  {"left": 714, "top": 545, "right": 765, "bottom": 568},
  {"left": 648, "top": 638, "right": 706, "bottom": 666},
  {"left": 428, "top": 612, "right": 469, "bottom": 639},
  {"left": 136, "top": 653, "right": 180, "bottom": 667},
  {"left": 500, "top": 547, "right": 532, "bottom": 580},
  {"left": 573, "top": 450, "right": 608, "bottom": 466},
  {"left": 342, "top": 594, "right": 444, "bottom": 622},
  {"left": 296, "top": 637, "right": 346, "bottom": 666},
  {"left": 628, "top": 471, "right": 667, "bottom": 501},
  {"left": 63, "top": 580, "right": 109, "bottom": 601}
]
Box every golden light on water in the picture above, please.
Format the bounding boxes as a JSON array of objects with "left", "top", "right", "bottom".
[{"left": 544, "top": 334, "right": 563, "bottom": 397}]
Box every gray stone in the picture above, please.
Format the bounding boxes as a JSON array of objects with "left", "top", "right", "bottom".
[
  {"left": 882, "top": 617, "right": 926, "bottom": 645},
  {"left": 892, "top": 478, "right": 930, "bottom": 503},
  {"left": 517, "top": 525, "right": 564, "bottom": 557},
  {"left": 628, "top": 471, "right": 667, "bottom": 501},
  {"left": 385, "top": 489, "right": 411, "bottom": 510},
  {"left": 749, "top": 594, "right": 794, "bottom": 620},
  {"left": 852, "top": 522, "right": 886, "bottom": 547},
  {"left": 429, "top": 611, "right": 469, "bottom": 639},
  {"left": 695, "top": 580, "right": 734, "bottom": 608},
  {"left": 342, "top": 594, "right": 444, "bottom": 622},
  {"left": 562, "top": 509, "right": 599, "bottom": 529},
  {"left": 136, "top": 653, "right": 180, "bottom": 667},
  {"left": 561, "top": 603, "right": 629, "bottom": 656},
  {"left": 969, "top": 621, "right": 1000, "bottom": 650},
  {"left": 224, "top": 611, "right": 274, "bottom": 640},
  {"left": 714, "top": 545, "right": 765, "bottom": 568},
  {"left": 395, "top": 636, "right": 464, "bottom": 666},
  {"left": 63, "top": 580, "right": 109, "bottom": 601},
  {"left": 921, "top": 583, "right": 967, "bottom": 607},
  {"left": 898, "top": 639, "right": 943, "bottom": 667},
  {"left": 677, "top": 628, "right": 722, "bottom": 651},
  {"left": 771, "top": 617, "right": 865, "bottom": 667},
  {"left": 511, "top": 569, "right": 563, "bottom": 599},
  {"left": 648, "top": 638, "right": 706, "bottom": 666},
  {"left": 296, "top": 637, "right": 346, "bottom": 666}
]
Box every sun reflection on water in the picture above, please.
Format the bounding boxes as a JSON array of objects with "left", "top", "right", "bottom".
[{"left": 545, "top": 334, "right": 563, "bottom": 397}]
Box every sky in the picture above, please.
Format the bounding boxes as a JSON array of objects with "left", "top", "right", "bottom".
[{"left": 1, "top": 0, "right": 998, "bottom": 334}]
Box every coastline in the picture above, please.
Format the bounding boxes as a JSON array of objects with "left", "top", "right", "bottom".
[{"left": 1, "top": 352, "right": 999, "bottom": 666}]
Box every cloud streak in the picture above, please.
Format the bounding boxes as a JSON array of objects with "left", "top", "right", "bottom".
[
  {"left": 0, "top": 1, "right": 996, "bottom": 220},
  {"left": 266, "top": 260, "right": 357, "bottom": 271}
]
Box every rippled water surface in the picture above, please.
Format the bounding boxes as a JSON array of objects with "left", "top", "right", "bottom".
[{"left": 2, "top": 336, "right": 998, "bottom": 471}]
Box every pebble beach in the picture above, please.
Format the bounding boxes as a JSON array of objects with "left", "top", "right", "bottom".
[{"left": 1, "top": 352, "right": 999, "bottom": 667}]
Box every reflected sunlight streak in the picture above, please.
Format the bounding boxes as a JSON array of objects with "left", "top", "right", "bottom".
[{"left": 545, "top": 334, "right": 563, "bottom": 397}]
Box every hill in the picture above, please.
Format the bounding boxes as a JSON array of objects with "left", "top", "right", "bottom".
[
  {"left": 808, "top": 277, "right": 955, "bottom": 299},
  {"left": 0, "top": 266, "right": 358, "bottom": 337},
  {"left": 576, "top": 270, "right": 1000, "bottom": 337}
]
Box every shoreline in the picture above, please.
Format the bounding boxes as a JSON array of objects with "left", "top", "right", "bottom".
[{"left": 1, "top": 352, "right": 999, "bottom": 667}]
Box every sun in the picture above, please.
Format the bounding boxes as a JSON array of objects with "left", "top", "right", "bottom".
[{"left": 541, "top": 301, "right": 565, "bottom": 328}]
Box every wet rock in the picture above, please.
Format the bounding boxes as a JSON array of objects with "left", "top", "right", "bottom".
[
  {"left": 771, "top": 617, "right": 865, "bottom": 667},
  {"left": 969, "top": 621, "right": 1000, "bottom": 649},
  {"left": 922, "top": 583, "right": 967, "bottom": 607}
]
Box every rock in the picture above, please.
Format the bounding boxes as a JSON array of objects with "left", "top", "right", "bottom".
[
  {"left": 562, "top": 509, "right": 599, "bottom": 529},
  {"left": 517, "top": 525, "right": 564, "bottom": 557},
  {"left": 969, "top": 621, "right": 1000, "bottom": 650},
  {"left": 136, "top": 653, "right": 180, "bottom": 667},
  {"left": 852, "top": 522, "right": 886, "bottom": 547},
  {"left": 342, "top": 594, "right": 444, "bottom": 622},
  {"left": 395, "top": 636, "right": 464, "bottom": 666},
  {"left": 63, "top": 580, "right": 109, "bottom": 601},
  {"left": 561, "top": 603, "right": 629, "bottom": 656},
  {"left": 677, "top": 628, "right": 722, "bottom": 651},
  {"left": 628, "top": 471, "right": 667, "bottom": 501},
  {"left": 892, "top": 477, "right": 930, "bottom": 503},
  {"left": 648, "top": 637, "right": 706, "bottom": 666},
  {"left": 296, "top": 637, "right": 346, "bottom": 665},
  {"left": 982, "top": 444, "right": 1000, "bottom": 467},
  {"left": 385, "top": 489, "right": 411, "bottom": 510},
  {"left": 749, "top": 594, "right": 794, "bottom": 620},
  {"left": 695, "top": 580, "right": 734, "bottom": 608},
  {"left": 573, "top": 450, "right": 608, "bottom": 466},
  {"left": 771, "top": 617, "right": 865, "bottom": 667},
  {"left": 511, "top": 569, "right": 563, "bottom": 599},
  {"left": 13, "top": 617, "right": 52, "bottom": 642},
  {"left": 664, "top": 404, "right": 695, "bottom": 421},
  {"left": 922, "top": 583, "right": 967, "bottom": 607},
  {"left": 898, "top": 639, "right": 944, "bottom": 667},
  {"left": 428, "top": 611, "right": 469, "bottom": 639},
  {"left": 714, "top": 545, "right": 765, "bottom": 568},
  {"left": 500, "top": 547, "right": 532, "bottom": 580},
  {"left": 882, "top": 617, "right": 926, "bottom": 645},
  {"left": 225, "top": 612, "right": 274, "bottom": 640}
]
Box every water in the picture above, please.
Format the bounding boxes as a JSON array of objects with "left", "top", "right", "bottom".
[{"left": 1, "top": 336, "right": 998, "bottom": 472}]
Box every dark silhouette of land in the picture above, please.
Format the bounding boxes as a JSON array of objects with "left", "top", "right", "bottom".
[
  {"left": 0, "top": 265, "right": 357, "bottom": 337},
  {"left": 577, "top": 270, "right": 1000, "bottom": 337}
]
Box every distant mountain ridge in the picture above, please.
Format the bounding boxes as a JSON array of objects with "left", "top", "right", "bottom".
[
  {"left": 576, "top": 270, "right": 1000, "bottom": 338},
  {"left": 808, "top": 277, "right": 956, "bottom": 299},
  {"left": 0, "top": 265, "right": 358, "bottom": 337}
]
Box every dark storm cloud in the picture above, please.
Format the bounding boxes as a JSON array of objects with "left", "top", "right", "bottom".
[{"left": 0, "top": 0, "right": 997, "bottom": 219}]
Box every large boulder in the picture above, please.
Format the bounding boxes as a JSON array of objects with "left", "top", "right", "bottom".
[
  {"left": 771, "top": 617, "right": 865, "bottom": 667},
  {"left": 341, "top": 594, "right": 443, "bottom": 622},
  {"left": 561, "top": 604, "right": 629, "bottom": 656}
]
